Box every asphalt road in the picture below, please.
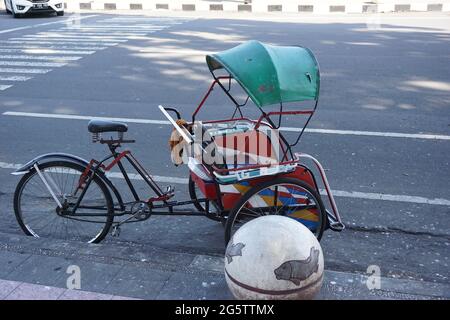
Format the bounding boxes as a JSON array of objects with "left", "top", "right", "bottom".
[{"left": 0, "top": 11, "right": 449, "bottom": 286}]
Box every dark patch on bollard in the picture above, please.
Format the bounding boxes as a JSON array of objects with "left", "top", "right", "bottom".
[
  {"left": 427, "top": 3, "right": 443, "bottom": 11},
  {"left": 298, "top": 5, "right": 313, "bottom": 12},
  {"left": 130, "top": 3, "right": 143, "bottom": 10},
  {"left": 362, "top": 4, "right": 378, "bottom": 13},
  {"left": 79, "top": 3, "right": 91, "bottom": 10},
  {"left": 394, "top": 4, "right": 411, "bottom": 12},
  {"left": 210, "top": 4, "right": 223, "bottom": 11},
  {"left": 238, "top": 4, "right": 252, "bottom": 12},
  {"left": 182, "top": 4, "right": 195, "bottom": 11},
  {"left": 268, "top": 5, "right": 282, "bottom": 12},
  {"left": 104, "top": 3, "right": 116, "bottom": 10},
  {"left": 329, "top": 5, "right": 345, "bottom": 12}
]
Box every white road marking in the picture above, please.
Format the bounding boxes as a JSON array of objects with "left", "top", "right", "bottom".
[
  {"left": 59, "top": 27, "right": 156, "bottom": 32},
  {"left": 0, "top": 61, "right": 67, "bottom": 67},
  {"left": 0, "top": 55, "right": 82, "bottom": 61},
  {"left": 37, "top": 33, "right": 153, "bottom": 38},
  {"left": 62, "top": 25, "right": 167, "bottom": 29},
  {"left": 0, "top": 76, "right": 32, "bottom": 81},
  {"left": 0, "top": 68, "right": 51, "bottom": 74},
  {"left": 24, "top": 34, "right": 145, "bottom": 41},
  {"left": 0, "top": 160, "right": 448, "bottom": 206},
  {"left": 2, "top": 111, "right": 449, "bottom": 141},
  {"left": 19, "top": 36, "right": 128, "bottom": 43},
  {"left": 0, "top": 85, "right": 12, "bottom": 91},
  {"left": 0, "top": 15, "right": 98, "bottom": 34},
  {"left": 6, "top": 39, "right": 118, "bottom": 46},
  {"left": 281, "top": 127, "right": 450, "bottom": 140},
  {"left": 0, "top": 48, "right": 95, "bottom": 55},
  {"left": 49, "top": 31, "right": 151, "bottom": 36},
  {"left": 0, "top": 45, "right": 106, "bottom": 50}
]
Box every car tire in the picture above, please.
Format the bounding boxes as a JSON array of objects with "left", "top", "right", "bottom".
[
  {"left": 5, "top": 0, "right": 12, "bottom": 14},
  {"left": 12, "top": 11, "right": 22, "bottom": 18},
  {"left": 57, "top": 11, "right": 64, "bottom": 16}
]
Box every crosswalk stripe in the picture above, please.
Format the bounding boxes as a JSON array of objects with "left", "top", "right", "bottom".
[
  {"left": 0, "top": 84, "right": 13, "bottom": 90},
  {"left": 0, "top": 55, "right": 82, "bottom": 61},
  {"left": 58, "top": 27, "right": 153, "bottom": 32},
  {"left": 0, "top": 61, "right": 67, "bottom": 67},
  {"left": 19, "top": 36, "right": 128, "bottom": 42},
  {"left": 0, "top": 75, "right": 32, "bottom": 81},
  {"left": 0, "top": 68, "right": 51, "bottom": 74},
  {"left": 5, "top": 39, "right": 118, "bottom": 46},
  {"left": 63, "top": 25, "right": 167, "bottom": 29},
  {"left": 0, "top": 48, "right": 95, "bottom": 55},
  {"left": 30, "top": 34, "right": 148, "bottom": 40},
  {"left": 60, "top": 27, "right": 156, "bottom": 32},
  {"left": 38, "top": 32, "right": 151, "bottom": 37},
  {"left": 0, "top": 45, "right": 106, "bottom": 50}
]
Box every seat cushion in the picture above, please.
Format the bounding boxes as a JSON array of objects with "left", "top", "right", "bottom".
[{"left": 88, "top": 120, "right": 128, "bottom": 133}]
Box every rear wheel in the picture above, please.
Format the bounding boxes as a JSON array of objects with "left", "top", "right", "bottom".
[
  {"left": 224, "top": 177, "right": 326, "bottom": 245},
  {"left": 14, "top": 160, "right": 114, "bottom": 243}
]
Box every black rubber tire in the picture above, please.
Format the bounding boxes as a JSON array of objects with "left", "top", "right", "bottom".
[
  {"left": 224, "top": 177, "right": 326, "bottom": 245},
  {"left": 188, "top": 175, "right": 206, "bottom": 212},
  {"left": 57, "top": 11, "right": 64, "bottom": 16},
  {"left": 12, "top": 7, "right": 21, "bottom": 18},
  {"left": 188, "top": 175, "right": 222, "bottom": 222},
  {"left": 5, "top": 0, "right": 11, "bottom": 14},
  {"left": 14, "top": 160, "right": 114, "bottom": 243}
]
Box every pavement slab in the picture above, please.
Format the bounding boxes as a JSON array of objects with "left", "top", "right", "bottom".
[{"left": 0, "top": 231, "right": 448, "bottom": 300}]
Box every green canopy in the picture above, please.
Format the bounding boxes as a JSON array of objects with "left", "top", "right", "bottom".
[{"left": 206, "top": 40, "right": 320, "bottom": 108}]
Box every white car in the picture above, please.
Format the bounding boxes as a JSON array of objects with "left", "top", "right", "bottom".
[{"left": 4, "top": 0, "right": 64, "bottom": 18}]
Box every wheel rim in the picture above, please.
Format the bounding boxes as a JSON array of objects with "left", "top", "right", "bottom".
[
  {"left": 228, "top": 182, "right": 323, "bottom": 240},
  {"left": 17, "top": 165, "right": 111, "bottom": 243}
]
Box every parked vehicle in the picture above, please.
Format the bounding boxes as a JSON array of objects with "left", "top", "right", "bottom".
[
  {"left": 11, "top": 40, "right": 344, "bottom": 245},
  {"left": 4, "top": 0, "right": 64, "bottom": 18}
]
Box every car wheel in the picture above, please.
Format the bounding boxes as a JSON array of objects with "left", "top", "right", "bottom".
[
  {"left": 5, "top": 0, "right": 11, "bottom": 13},
  {"left": 57, "top": 11, "right": 64, "bottom": 16}
]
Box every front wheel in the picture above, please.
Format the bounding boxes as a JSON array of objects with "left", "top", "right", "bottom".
[
  {"left": 224, "top": 177, "right": 326, "bottom": 245},
  {"left": 188, "top": 175, "right": 222, "bottom": 222},
  {"left": 5, "top": 0, "right": 11, "bottom": 14},
  {"left": 14, "top": 160, "right": 114, "bottom": 243},
  {"left": 57, "top": 11, "right": 64, "bottom": 16}
]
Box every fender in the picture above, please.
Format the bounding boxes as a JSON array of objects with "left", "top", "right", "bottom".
[{"left": 12, "top": 153, "right": 125, "bottom": 210}]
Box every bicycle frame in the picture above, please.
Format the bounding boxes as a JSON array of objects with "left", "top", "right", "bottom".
[{"left": 68, "top": 142, "right": 217, "bottom": 221}]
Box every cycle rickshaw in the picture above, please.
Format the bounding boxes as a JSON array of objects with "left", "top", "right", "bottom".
[{"left": 12, "top": 40, "right": 344, "bottom": 244}]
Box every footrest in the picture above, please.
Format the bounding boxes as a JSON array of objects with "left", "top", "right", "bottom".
[{"left": 326, "top": 209, "right": 345, "bottom": 232}]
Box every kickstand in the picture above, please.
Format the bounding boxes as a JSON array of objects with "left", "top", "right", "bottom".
[{"left": 111, "top": 225, "right": 121, "bottom": 237}]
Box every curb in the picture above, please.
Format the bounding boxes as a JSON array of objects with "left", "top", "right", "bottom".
[
  {"left": 1, "top": 1, "right": 450, "bottom": 14},
  {"left": 0, "top": 231, "right": 448, "bottom": 299}
]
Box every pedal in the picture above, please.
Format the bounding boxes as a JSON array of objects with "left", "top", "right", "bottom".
[
  {"left": 111, "top": 225, "right": 121, "bottom": 237},
  {"left": 164, "top": 185, "right": 175, "bottom": 198}
]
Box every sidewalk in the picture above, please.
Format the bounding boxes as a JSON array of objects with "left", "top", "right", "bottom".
[{"left": 0, "top": 231, "right": 448, "bottom": 300}]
